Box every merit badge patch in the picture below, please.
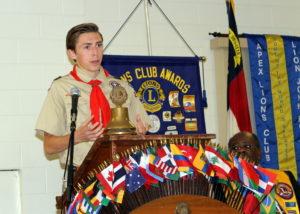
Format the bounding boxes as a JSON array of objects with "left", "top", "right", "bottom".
[
  {"left": 275, "top": 182, "right": 293, "bottom": 200},
  {"left": 168, "top": 91, "right": 180, "bottom": 108},
  {"left": 185, "top": 118, "right": 198, "bottom": 131},
  {"left": 183, "top": 95, "right": 196, "bottom": 112},
  {"left": 136, "top": 80, "right": 165, "bottom": 113},
  {"left": 148, "top": 114, "right": 161, "bottom": 133}
]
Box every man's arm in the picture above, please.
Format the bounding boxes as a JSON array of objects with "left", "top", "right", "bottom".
[
  {"left": 44, "top": 133, "right": 72, "bottom": 155},
  {"left": 43, "top": 116, "right": 104, "bottom": 155}
]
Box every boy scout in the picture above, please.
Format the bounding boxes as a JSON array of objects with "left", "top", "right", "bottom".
[{"left": 36, "top": 23, "right": 150, "bottom": 166}]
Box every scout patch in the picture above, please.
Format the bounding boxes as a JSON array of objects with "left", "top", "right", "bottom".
[
  {"left": 185, "top": 118, "right": 198, "bottom": 131},
  {"left": 168, "top": 91, "right": 180, "bottom": 108},
  {"left": 183, "top": 95, "right": 196, "bottom": 112},
  {"left": 163, "top": 111, "right": 172, "bottom": 122},
  {"left": 173, "top": 111, "right": 184, "bottom": 123}
]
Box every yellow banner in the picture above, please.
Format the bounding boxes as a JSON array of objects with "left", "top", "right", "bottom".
[{"left": 266, "top": 35, "right": 297, "bottom": 179}]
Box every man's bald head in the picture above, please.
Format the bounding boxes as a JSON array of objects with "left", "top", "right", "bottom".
[{"left": 228, "top": 132, "right": 261, "bottom": 164}]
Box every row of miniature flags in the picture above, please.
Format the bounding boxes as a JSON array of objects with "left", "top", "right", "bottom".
[{"left": 67, "top": 143, "right": 277, "bottom": 213}]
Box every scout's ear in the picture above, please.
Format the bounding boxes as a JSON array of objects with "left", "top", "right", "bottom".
[{"left": 67, "top": 49, "right": 77, "bottom": 61}]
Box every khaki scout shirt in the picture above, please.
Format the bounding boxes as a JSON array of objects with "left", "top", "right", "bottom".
[{"left": 36, "top": 66, "right": 150, "bottom": 166}]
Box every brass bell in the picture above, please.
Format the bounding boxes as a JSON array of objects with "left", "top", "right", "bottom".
[{"left": 105, "top": 85, "right": 136, "bottom": 135}]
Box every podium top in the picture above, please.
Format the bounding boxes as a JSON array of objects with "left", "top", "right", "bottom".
[
  {"left": 99, "top": 133, "right": 215, "bottom": 142},
  {"left": 75, "top": 133, "right": 215, "bottom": 188}
]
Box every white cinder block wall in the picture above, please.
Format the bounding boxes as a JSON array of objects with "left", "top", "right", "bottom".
[{"left": 0, "top": 0, "right": 300, "bottom": 213}]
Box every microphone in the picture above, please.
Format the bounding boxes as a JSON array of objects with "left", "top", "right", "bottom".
[
  {"left": 70, "top": 86, "right": 80, "bottom": 124},
  {"left": 66, "top": 86, "right": 80, "bottom": 204}
]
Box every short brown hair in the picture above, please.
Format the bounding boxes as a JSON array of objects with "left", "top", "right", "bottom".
[{"left": 66, "top": 23, "right": 103, "bottom": 51}]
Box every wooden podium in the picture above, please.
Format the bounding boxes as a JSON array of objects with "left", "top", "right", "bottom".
[{"left": 57, "top": 134, "right": 240, "bottom": 213}]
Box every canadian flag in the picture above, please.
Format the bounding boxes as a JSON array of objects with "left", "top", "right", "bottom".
[{"left": 96, "top": 164, "right": 114, "bottom": 193}]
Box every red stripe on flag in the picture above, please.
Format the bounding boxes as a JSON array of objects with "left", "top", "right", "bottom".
[{"left": 228, "top": 69, "right": 252, "bottom": 132}]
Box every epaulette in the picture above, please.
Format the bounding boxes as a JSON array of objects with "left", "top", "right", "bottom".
[
  {"left": 48, "top": 76, "right": 62, "bottom": 91},
  {"left": 53, "top": 76, "right": 62, "bottom": 81}
]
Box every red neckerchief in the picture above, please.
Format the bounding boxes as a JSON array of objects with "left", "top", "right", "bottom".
[{"left": 70, "top": 65, "right": 111, "bottom": 127}]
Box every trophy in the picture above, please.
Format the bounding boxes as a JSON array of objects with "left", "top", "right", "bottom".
[{"left": 105, "top": 85, "right": 136, "bottom": 135}]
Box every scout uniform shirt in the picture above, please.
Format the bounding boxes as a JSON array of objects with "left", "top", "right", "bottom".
[{"left": 35, "top": 66, "right": 150, "bottom": 166}]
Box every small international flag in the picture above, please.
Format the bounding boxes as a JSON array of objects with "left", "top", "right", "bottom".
[{"left": 125, "top": 167, "right": 146, "bottom": 193}]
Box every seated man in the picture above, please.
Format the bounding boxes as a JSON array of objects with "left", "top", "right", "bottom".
[
  {"left": 228, "top": 131, "right": 261, "bottom": 165},
  {"left": 228, "top": 131, "right": 300, "bottom": 213}
]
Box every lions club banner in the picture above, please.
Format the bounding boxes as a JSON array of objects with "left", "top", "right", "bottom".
[
  {"left": 245, "top": 34, "right": 300, "bottom": 181},
  {"left": 102, "top": 55, "right": 206, "bottom": 135}
]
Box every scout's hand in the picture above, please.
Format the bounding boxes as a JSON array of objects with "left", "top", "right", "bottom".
[
  {"left": 75, "top": 115, "right": 104, "bottom": 143},
  {"left": 135, "top": 114, "right": 148, "bottom": 135}
]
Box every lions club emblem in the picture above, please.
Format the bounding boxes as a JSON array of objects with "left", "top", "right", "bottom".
[{"left": 136, "top": 80, "right": 165, "bottom": 113}]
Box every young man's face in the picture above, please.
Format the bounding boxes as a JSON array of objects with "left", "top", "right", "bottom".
[{"left": 68, "top": 32, "right": 103, "bottom": 73}]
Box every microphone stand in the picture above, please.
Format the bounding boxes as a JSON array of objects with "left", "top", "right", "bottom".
[{"left": 66, "top": 120, "right": 76, "bottom": 206}]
